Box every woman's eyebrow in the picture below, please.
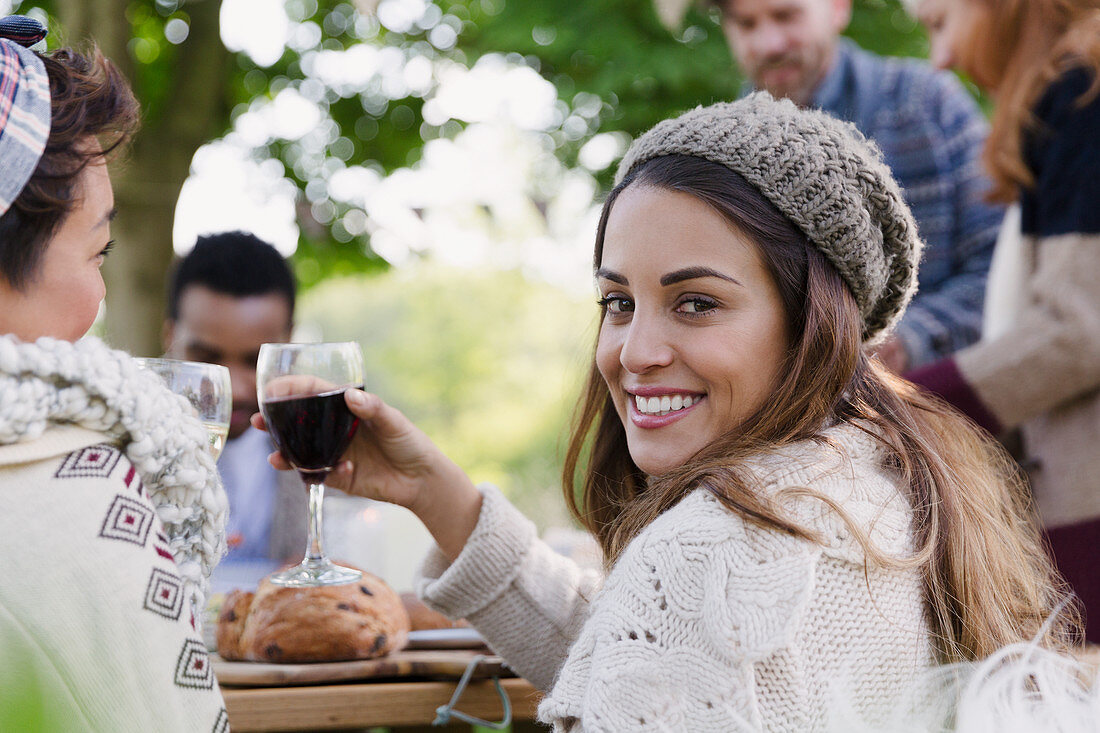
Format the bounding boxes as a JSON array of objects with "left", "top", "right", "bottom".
[
  {"left": 595, "top": 267, "right": 628, "bottom": 285},
  {"left": 660, "top": 266, "right": 742, "bottom": 287},
  {"left": 93, "top": 207, "right": 118, "bottom": 231}
]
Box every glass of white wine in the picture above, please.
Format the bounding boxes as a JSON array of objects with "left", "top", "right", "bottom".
[{"left": 136, "top": 358, "right": 232, "bottom": 458}]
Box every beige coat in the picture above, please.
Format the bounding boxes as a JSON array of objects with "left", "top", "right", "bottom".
[{"left": 957, "top": 232, "right": 1100, "bottom": 529}]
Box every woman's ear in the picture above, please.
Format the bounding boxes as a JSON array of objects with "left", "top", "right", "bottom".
[{"left": 833, "top": 0, "right": 854, "bottom": 31}]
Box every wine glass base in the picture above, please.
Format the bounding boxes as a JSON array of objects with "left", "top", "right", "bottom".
[{"left": 268, "top": 559, "right": 362, "bottom": 587}]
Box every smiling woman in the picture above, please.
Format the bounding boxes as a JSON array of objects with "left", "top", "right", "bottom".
[
  {"left": 594, "top": 179, "right": 790, "bottom": 476},
  {"left": 265, "top": 92, "right": 1080, "bottom": 730}
]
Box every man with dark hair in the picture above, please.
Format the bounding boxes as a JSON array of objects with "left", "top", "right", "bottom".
[{"left": 164, "top": 232, "right": 305, "bottom": 574}]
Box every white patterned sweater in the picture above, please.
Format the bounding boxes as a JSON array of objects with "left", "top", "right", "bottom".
[
  {"left": 0, "top": 427, "right": 227, "bottom": 732},
  {"left": 418, "top": 423, "right": 936, "bottom": 731},
  {"left": 0, "top": 336, "right": 228, "bottom": 731}
]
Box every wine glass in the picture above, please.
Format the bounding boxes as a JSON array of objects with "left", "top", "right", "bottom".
[
  {"left": 256, "top": 342, "right": 364, "bottom": 587},
  {"left": 136, "top": 358, "right": 232, "bottom": 458}
]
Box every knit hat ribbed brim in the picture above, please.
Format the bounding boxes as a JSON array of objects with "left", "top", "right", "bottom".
[{"left": 615, "top": 93, "right": 923, "bottom": 345}]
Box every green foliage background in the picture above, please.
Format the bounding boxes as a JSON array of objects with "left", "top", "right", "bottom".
[
  {"left": 299, "top": 265, "right": 595, "bottom": 522},
  {"left": 2, "top": 0, "right": 952, "bottom": 514},
  {"left": 7, "top": 0, "right": 937, "bottom": 284}
]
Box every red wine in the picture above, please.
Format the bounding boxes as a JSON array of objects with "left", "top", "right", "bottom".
[{"left": 261, "top": 387, "right": 362, "bottom": 482}]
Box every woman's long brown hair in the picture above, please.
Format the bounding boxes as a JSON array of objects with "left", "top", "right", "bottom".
[
  {"left": 562, "top": 155, "right": 1078, "bottom": 662},
  {"left": 973, "top": 0, "right": 1100, "bottom": 202}
]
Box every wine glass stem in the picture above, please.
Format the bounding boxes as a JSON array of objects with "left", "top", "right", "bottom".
[{"left": 305, "top": 481, "right": 327, "bottom": 562}]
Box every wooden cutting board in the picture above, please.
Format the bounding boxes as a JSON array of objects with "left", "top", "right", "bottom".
[{"left": 213, "top": 649, "right": 514, "bottom": 687}]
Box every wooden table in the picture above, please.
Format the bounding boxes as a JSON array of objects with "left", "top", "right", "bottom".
[
  {"left": 222, "top": 677, "right": 542, "bottom": 731},
  {"left": 218, "top": 645, "right": 1100, "bottom": 731},
  {"left": 215, "top": 650, "right": 544, "bottom": 732}
]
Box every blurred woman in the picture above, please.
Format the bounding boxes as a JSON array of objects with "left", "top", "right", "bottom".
[
  {"left": 264, "top": 93, "right": 1076, "bottom": 730},
  {"left": 0, "top": 16, "right": 227, "bottom": 730},
  {"left": 908, "top": 0, "right": 1100, "bottom": 643}
]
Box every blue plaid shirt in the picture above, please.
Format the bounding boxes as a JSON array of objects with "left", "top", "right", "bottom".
[{"left": 809, "top": 40, "right": 1002, "bottom": 366}]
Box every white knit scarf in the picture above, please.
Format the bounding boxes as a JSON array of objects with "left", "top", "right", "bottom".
[{"left": 0, "top": 335, "right": 228, "bottom": 612}]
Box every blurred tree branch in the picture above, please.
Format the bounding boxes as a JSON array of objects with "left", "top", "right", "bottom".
[
  {"left": 48, "top": 0, "right": 230, "bottom": 355},
  {"left": 17, "top": 0, "right": 926, "bottom": 358}
]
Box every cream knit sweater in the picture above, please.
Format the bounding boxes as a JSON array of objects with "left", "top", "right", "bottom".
[
  {"left": 0, "top": 426, "right": 227, "bottom": 732},
  {"left": 418, "top": 423, "right": 935, "bottom": 731},
  {"left": 0, "top": 336, "right": 228, "bottom": 731}
]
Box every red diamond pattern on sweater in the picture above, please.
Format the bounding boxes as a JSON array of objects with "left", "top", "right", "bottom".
[
  {"left": 174, "top": 639, "right": 214, "bottom": 689},
  {"left": 153, "top": 531, "right": 174, "bottom": 562},
  {"left": 55, "top": 444, "right": 120, "bottom": 479},
  {"left": 124, "top": 464, "right": 148, "bottom": 499},
  {"left": 143, "top": 568, "right": 184, "bottom": 621},
  {"left": 98, "top": 495, "right": 154, "bottom": 547}
]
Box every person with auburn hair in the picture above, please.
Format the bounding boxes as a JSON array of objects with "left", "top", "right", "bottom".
[
  {"left": 259, "top": 92, "right": 1075, "bottom": 729},
  {"left": 907, "top": 0, "right": 1100, "bottom": 643},
  {"left": 0, "top": 16, "right": 228, "bottom": 730}
]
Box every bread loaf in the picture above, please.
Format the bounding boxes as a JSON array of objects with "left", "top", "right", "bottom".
[{"left": 216, "top": 569, "right": 409, "bottom": 663}]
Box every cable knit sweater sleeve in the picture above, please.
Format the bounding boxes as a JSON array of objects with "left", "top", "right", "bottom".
[
  {"left": 417, "top": 484, "right": 603, "bottom": 691},
  {"left": 538, "top": 490, "right": 820, "bottom": 731},
  {"left": 539, "top": 428, "right": 924, "bottom": 732}
]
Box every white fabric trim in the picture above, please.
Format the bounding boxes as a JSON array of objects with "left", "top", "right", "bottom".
[{"left": 982, "top": 204, "right": 1027, "bottom": 341}]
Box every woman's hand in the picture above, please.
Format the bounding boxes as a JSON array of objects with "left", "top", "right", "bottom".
[{"left": 252, "top": 388, "right": 481, "bottom": 560}]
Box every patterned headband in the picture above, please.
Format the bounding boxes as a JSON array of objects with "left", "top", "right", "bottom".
[{"left": 0, "top": 15, "right": 50, "bottom": 218}]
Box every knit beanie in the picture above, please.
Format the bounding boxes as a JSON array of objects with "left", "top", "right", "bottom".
[
  {"left": 0, "top": 15, "right": 50, "bottom": 218},
  {"left": 615, "top": 92, "right": 922, "bottom": 346}
]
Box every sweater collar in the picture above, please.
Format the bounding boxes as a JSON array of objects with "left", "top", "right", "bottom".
[{"left": 0, "top": 424, "right": 109, "bottom": 466}]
